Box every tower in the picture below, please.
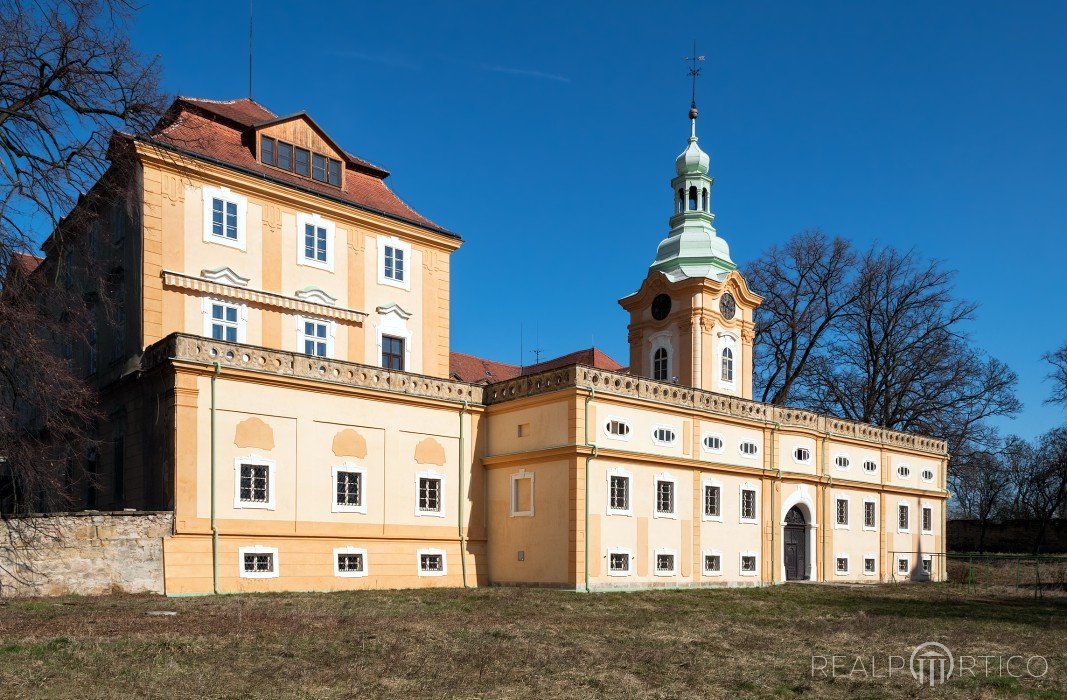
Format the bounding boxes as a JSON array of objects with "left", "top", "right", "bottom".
[{"left": 619, "top": 64, "right": 762, "bottom": 398}]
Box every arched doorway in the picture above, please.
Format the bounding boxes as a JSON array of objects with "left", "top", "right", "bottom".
[{"left": 784, "top": 505, "right": 809, "bottom": 581}]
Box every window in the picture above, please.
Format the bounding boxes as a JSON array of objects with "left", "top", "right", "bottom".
[
  {"left": 211, "top": 198, "right": 239, "bottom": 241},
  {"left": 740, "top": 487, "right": 757, "bottom": 523},
  {"left": 864, "top": 500, "right": 877, "bottom": 529},
  {"left": 304, "top": 222, "right": 327, "bottom": 263},
  {"left": 327, "top": 159, "right": 342, "bottom": 187},
  {"left": 510, "top": 470, "right": 534, "bottom": 517},
  {"left": 651, "top": 426, "right": 677, "bottom": 446},
  {"left": 334, "top": 548, "right": 368, "bottom": 578},
  {"left": 201, "top": 186, "right": 246, "bottom": 249},
  {"left": 604, "top": 418, "right": 631, "bottom": 441},
  {"left": 277, "top": 141, "right": 293, "bottom": 170},
  {"left": 898, "top": 503, "right": 910, "bottom": 532},
  {"left": 607, "top": 471, "right": 631, "bottom": 515},
  {"left": 654, "top": 476, "right": 675, "bottom": 517},
  {"left": 703, "top": 552, "right": 722, "bottom": 576},
  {"left": 294, "top": 146, "right": 310, "bottom": 177},
  {"left": 863, "top": 460, "right": 878, "bottom": 474},
  {"left": 897, "top": 465, "right": 911, "bottom": 479},
  {"left": 834, "top": 455, "right": 851, "bottom": 470},
  {"left": 922, "top": 506, "right": 933, "bottom": 533},
  {"left": 381, "top": 335, "right": 405, "bottom": 370},
  {"left": 654, "top": 550, "right": 676, "bottom": 576},
  {"left": 921, "top": 556, "right": 932, "bottom": 575},
  {"left": 260, "top": 135, "right": 275, "bottom": 166},
  {"left": 418, "top": 548, "right": 447, "bottom": 576},
  {"left": 921, "top": 468, "right": 935, "bottom": 483},
  {"left": 739, "top": 441, "right": 759, "bottom": 458},
  {"left": 652, "top": 347, "right": 668, "bottom": 380},
  {"left": 207, "top": 301, "right": 241, "bottom": 342},
  {"left": 378, "top": 236, "right": 412, "bottom": 289},
  {"left": 607, "top": 549, "right": 632, "bottom": 576},
  {"left": 863, "top": 556, "right": 876, "bottom": 576},
  {"left": 897, "top": 557, "right": 910, "bottom": 575},
  {"left": 332, "top": 465, "right": 366, "bottom": 514},
  {"left": 835, "top": 555, "right": 849, "bottom": 575},
  {"left": 312, "top": 153, "right": 328, "bottom": 182},
  {"left": 384, "top": 245, "right": 405, "bottom": 282},
  {"left": 835, "top": 497, "right": 849, "bottom": 528},
  {"left": 721, "top": 347, "right": 734, "bottom": 383},
  {"left": 296, "top": 214, "right": 334, "bottom": 270},
  {"left": 239, "top": 546, "right": 278, "bottom": 579},
  {"left": 793, "top": 447, "right": 811, "bottom": 463},
  {"left": 416, "top": 473, "right": 444, "bottom": 517},
  {"left": 235, "top": 459, "right": 275, "bottom": 509},
  {"left": 702, "top": 433, "right": 724, "bottom": 453},
  {"left": 740, "top": 553, "right": 758, "bottom": 576},
  {"left": 301, "top": 319, "right": 330, "bottom": 357},
  {"left": 703, "top": 482, "right": 721, "bottom": 520}
]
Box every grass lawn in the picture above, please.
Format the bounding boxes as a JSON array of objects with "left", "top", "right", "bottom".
[{"left": 0, "top": 583, "right": 1064, "bottom": 699}]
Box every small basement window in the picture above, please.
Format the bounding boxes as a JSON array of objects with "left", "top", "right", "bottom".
[
  {"left": 334, "top": 549, "right": 367, "bottom": 578},
  {"left": 655, "top": 552, "right": 676, "bottom": 576},
  {"left": 897, "top": 557, "right": 910, "bottom": 574},
  {"left": 703, "top": 553, "right": 721, "bottom": 575},
  {"left": 418, "top": 549, "right": 447, "bottom": 576},
  {"left": 921, "top": 557, "right": 932, "bottom": 575},
  {"left": 864, "top": 557, "right": 876, "bottom": 575},
  {"left": 835, "top": 556, "right": 849, "bottom": 575},
  {"left": 608, "top": 550, "right": 632, "bottom": 576},
  {"left": 239, "top": 546, "right": 278, "bottom": 579},
  {"left": 740, "top": 553, "right": 757, "bottom": 576}
]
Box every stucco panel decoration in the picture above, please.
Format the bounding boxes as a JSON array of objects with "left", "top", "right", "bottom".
[
  {"left": 332, "top": 429, "right": 368, "bottom": 459},
  {"left": 234, "top": 417, "right": 275, "bottom": 451},
  {"left": 414, "top": 437, "right": 446, "bottom": 466}
]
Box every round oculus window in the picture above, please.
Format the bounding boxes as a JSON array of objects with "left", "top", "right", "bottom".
[
  {"left": 651, "top": 293, "right": 672, "bottom": 321},
  {"left": 719, "top": 292, "right": 736, "bottom": 320}
]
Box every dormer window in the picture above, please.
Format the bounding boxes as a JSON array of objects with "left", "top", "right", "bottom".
[{"left": 260, "top": 135, "right": 342, "bottom": 187}]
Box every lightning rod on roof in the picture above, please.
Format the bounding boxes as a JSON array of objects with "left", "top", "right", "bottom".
[{"left": 248, "top": 0, "right": 254, "bottom": 99}]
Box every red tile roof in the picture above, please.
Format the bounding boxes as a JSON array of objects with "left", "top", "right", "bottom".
[
  {"left": 450, "top": 347, "right": 625, "bottom": 384},
  {"left": 8, "top": 251, "right": 44, "bottom": 276},
  {"left": 128, "top": 97, "right": 454, "bottom": 237}
]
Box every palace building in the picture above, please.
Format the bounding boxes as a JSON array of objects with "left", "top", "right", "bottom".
[{"left": 18, "top": 95, "right": 948, "bottom": 593}]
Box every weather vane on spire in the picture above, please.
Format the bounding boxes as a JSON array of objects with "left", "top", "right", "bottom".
[{"left": 685, "top": 41, "right": 705, "bottom": 117}]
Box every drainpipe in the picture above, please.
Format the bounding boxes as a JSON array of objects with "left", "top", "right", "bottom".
[
  {"left": 458, "top": 400, "right": 470, "bottom": 588},
  {"left": 769, "top": 422, "right": 780, "bottom": 584},
  {"left": 211, "top": 361, "right": 221, "bottom": 595},
  {"left": 821, "top": 431, "right": 830, "bottom": 583},
  {"left": 580, "top": 386, "right": 597, "bottom": 593}
]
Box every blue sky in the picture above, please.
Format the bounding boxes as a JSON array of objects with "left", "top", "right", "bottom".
[{"left": 129, "top": 1, "right": 1067, "bottom": 439}]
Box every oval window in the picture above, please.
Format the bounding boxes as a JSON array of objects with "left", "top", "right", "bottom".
[
  {"left": 702, "top": 434, "right": 724, "bottom": 452},
  {"left": 921, "top": 469, "right": 935, "bottom": 482},
  {"left": 835, "top": 455, "right": 851, "bottom": 470},
  {"left": 897, "top": 465, "right": 911, "bottom": 479},
  {"left": 793, "top": 447, "right": 811, "bottom": 463},
  {"left": 863, "top": 460, "right": 878, "bottom": 473},
  {"left": 605, "top": 419, "right": 631, "bottom": 439},
  {"left": 652, "top": 427, "right": 677, "bottom": 445},
  {"left": 740, "top": 441, "right": 759, "bottom": 457}
]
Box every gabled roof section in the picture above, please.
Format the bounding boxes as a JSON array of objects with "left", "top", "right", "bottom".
[
  {"left": 9, "top": 251, "right": 44, "bottom": 276},
  {"left": 449, "top": 347, "right": 625, "bottom": 384}
]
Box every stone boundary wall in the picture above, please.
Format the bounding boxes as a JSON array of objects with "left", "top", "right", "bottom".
[{"left": 0, "top": 511, "right": 173, "bottom": 597}]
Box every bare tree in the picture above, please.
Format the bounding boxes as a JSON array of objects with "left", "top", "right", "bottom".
[
  {"left": 745, "top": 229, "right": 857, "bottom": 405},
  {"left": 948, "top": 440, "right": 1013, "bottom": 552},
  {"left": 1045, "top": 343, "right": 1067, "bottom": 406},
  {"left": 0, "top": 0, "right": 164, "bottom": 516}
]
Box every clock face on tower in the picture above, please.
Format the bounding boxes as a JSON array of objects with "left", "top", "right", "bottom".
[
  {"left": 719, "top": 292, "right": 736, "bottom": 320},
  {"left": 651, "top": 294, "right": 672, "bottom": 321}
]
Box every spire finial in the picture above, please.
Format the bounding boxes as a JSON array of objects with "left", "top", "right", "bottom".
[{"left": 685, "top": 41, "right": 705, "bottom": 127}]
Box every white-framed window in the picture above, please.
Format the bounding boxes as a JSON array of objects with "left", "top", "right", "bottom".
[
  {"left": 606, "top": 548, "right": 633, "bottom": 577},
  {"left": 739, "top": 551, "right": 758, "bottom": 577},
  {"left": 721, "top": 347, "right": 734, "bottom": 383},
  {"left": 238, "top": 545, "right": 278, "bottom": 579},
  {"left": 896, "top": 464, "right": 911, "bottom": 479},
  {"left": 606, "top": 468, "right": 632, "bottom": 516},
  {"left": 654, "top": 549, "right": 677, "bottom": 577},
  {"left": 921, "top": 505, "right": 934, "bottom": 534},
  {"left": 863, "top": 554, "right": 877, "bottom": 576},
  {"left": 653, "top": 473, "right": 677, "bottom": 519},
  {"left": 296, "top": 316, "right": 334, "bottom": 358},
  {"left": 415, "top": 471, "right": 445, "bottom": 518},
  {"left": 332, "top": 464, "right": 367, "bottom": 514},
  {"left": 739, "top": 440, "right": 760, "bottom": 458},
  {"left": 921, "top": 468, "right": 935, "bottom": 483},
  {"left": 296, "top": 213, "right": 335, "bottom": 271},
  {"left": 202, "top": 298, "right": 247, "bottom": 343},
  {"left": 377, "top": 236, "right": 412, "bottom": 290},
  {"left": 717, "top": 333, "right": 738, "bottom": 390},
  {"left": 603, "top": 417, "right": 632, "bottom": 441},
  {"left": 834, "top": 454, "right": 851, "bottom": 471},
  {"left": 897, "top": 556, "right": 911, "bottom": 575},
  {"left": 739, "top": 484, "right": 758, "bottom": 524},
  {"left": 834, "top": 496, "right": 849, "bottom": 529},
  {"left": 863, "top": 460, "right": 879, "bottom": 474},
  {"left": 863, "top": 498, "right": 877, "bottom": 530},
  {"left": 652, "top": 346, "right": 670, "bottom": 381},
  {"left": 334, "top": 547, "right": 368, "bottom": 578},
  {"left": 202, "top": 185, "right": 247, "bottom": 250},
  {"left": 510, "top": 469, "right": 535, "bottom": 517},
  {"left": 651, "top": 425, "right": 678, "bottom": 446},
  {"left": 835, "top": 554, "right": 850, "bottom": 576},
  {"left": 234, "top": 457, "right": 275, "bottom": 510},
  {"left": 380, "top": 334, "right": 406, "bottom": 370},
  {"left": 793, "top": 446, "right": 812, "bottom": 464},
  {"left": 702, "top": 550, "right": 722, "bottom": 576},
  {"left": 375, "top": 305, "right": 414, "bottom": 372},
  {"left": 921, "top": 555, "right": 933, "bottom": 576},
  {"left": 701, "top": 478, "right": 722, "bottom": 521},
  {"left": 417, "top": 548, "right": 447, "bottom": 577},
  {"left": 701, "top": 433, "right": 725, "bottom": 454},
  {"left": 897, "top": 502, "right": 911, "bottom": 533}
]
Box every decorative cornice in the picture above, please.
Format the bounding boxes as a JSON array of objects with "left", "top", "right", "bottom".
[
  {"left": 201, "top": 266, "right": 250, "bottom": 287},
  {"left": 295, "top": 286, "right": 337, "bottom": 306},
  {"left": 376, "top": 302, "right": 412, "bottom": 320}
]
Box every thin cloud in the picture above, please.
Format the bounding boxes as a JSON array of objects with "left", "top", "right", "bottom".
[
  {"left": 333, "top": 50, "right": 422, "bottom": 71},
  {"left": 477, "top": 63, "right": 571, "bottom": 83}
]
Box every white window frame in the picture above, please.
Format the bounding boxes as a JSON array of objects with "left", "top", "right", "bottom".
[
  {"left": 896, "top": 464, "right": 912, "bottom": 480},
  {"left": 701, "top": 477, "right": 723, "bottom": 522},
  {"left": 202, "top": 185, "right": 247, "bottom": 250},
  {"left": 606, "top": 467, "right": 633, "bottom": 516},
  {"left": 700, "top": 432, "right": 725, "bottom": 455},
  {"left": 296, "top": 212, "right": 336, "bottom": 272},
  {"left": 921, "top": 555, "right": 933, "bottom": 576},
  {"left": 653, "top": 472, "right": 678, "bottom": 519},
  {"left": 739, "top": 483, "right": 759, "bottom": 524},
  {"left": 834, "top": 496, "right": 850, "bottom": 530},
  {"left": 238, "top": 545, "right": 278, "bottom": 579},
  {"left": 792, "top": 446, "right": 812, "bottom": 465},
  {"left": 606, "top": 547, "right": 633, "bottom": 577},
  {"left": 603, "top": 416, "right": 633, "bottom": 442},
  {"left": 920, "top": 468, "right": 936, "bottom": 483},
  {"left": 862, "top": 497, "right": 878, "bottom": 531},
  {"left": 738, "top": 440, "right": 760, "bottom": 459},
  {"left": 862, "top": 553, "right": 877, "bottom": 577},
  {"left": 414, "top": 470, "right": 446, "bottom": 518},
  {"left": 897, "top": 555, "right": 911, "bottom": 576},
  {"left": 834, "top": 553, "right": 850, "bottom": 576},
  {"left": 833, "top": 453, "right": 851, "bottom": 471},
  {"left": 651, "top": 424, "right": 678, "bottom": 447},
  {"left": 333, "top": 546, "right": 369, "bottom": 578},
  {"left": 417, "top": 547, "right": 447, "bottom": 577},
  {"left": 897, "top": 502, "right": 911, "bottom": 533},
  {"left": 653, "top": 548, "right": 678, "bottom": 577},
  {"left": 331, "top": 464, "right": 367, "bottom": 514},
  {"left": 717, "top": 332, "right": 738, "bottom": 391},
  {"left": 376, "top": 306, "right": 414, "bottom": 372},
  {"left": 233, "top": 456, "right": 276, "bottom": 510},
  {"left": 202, "top": 297, "right": 248, "bottom": 344},
  {"left": 377, "top": 235, "right": 412, "bottom": 290},
  {"left": 863, "top": 460, "right": 879, "bottom": 474},
  {"left": 702, "top": 549, "right": 723, "bottom": 576},
  {"left": 739, "top": 551, "right": 758, "bottom": 577},
  {"left": 648, "top": 332, "right": 673, "bottom": 382},
  {"left": 295, "top": 314, "right": 336, "bottom": 358},
  {"left": 509, "top": 469, "right": 535, "bottom": 517},
  {"left": 921, "top": 505, "right": 934, "bottom": 534}
]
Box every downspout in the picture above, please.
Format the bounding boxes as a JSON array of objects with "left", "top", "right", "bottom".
[
  {"left": 821, "top": 431, "right": 830, "bottom": 583},
  {"left": 769, "top": 421, "right": 780, "bottom": 584},
  {"left": 211, "top": 361, "right": 221, "bottom": 595},
  {"left": 580, "top": 386, "right": 597, "bottom": 593},
  {"left": 459, "top": 400, "right": 470, "bottom": 588}
]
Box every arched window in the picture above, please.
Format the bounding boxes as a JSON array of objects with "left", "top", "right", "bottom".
[
  {"left": 721, "top": 347, "right": 734, "bottom": 383},
  {"left": 678, "top": 188, "right": 685, "bottom": 213},
  {"left": 688, "top": 185, "right": 698, "bottom": 211},
  {"left": 701, "top": 188, "right": 708, "bottom": 211},
  {"left": 653, "top": 347, "right": 669, "bottom": 381}
]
